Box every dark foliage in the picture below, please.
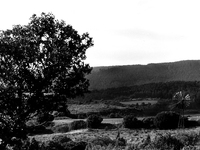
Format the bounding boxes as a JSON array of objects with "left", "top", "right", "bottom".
[
  {"left": 77, "top": 81, "right": 200, "bottom": 103},
  {"left": 21, "top": 138, "right": 41, "bottom": 150},
  {"left": 69, "top": 120, "right": 87, "bottom": 131},
  {"left": 88, "top": 60, "right": 200, "bottom": 90},
  {"left": 0, "top": 114, "right": 27, "bottom": 148},
  {"left": 142, "top": 117, "right": 155, "bottom": 129},
  {"left": 184, "top": 117, "right": 200, "bottom": 128},
  {"left": 154, "top": 111, "right": 180, "bottom": 129},
  {"left": 26, "top": 124, "right": 52, "bottom": 135},
  {"left": 86, "top": 114, "right": 103, "bottom": 128},
  {"left": 99, "top": 108, "right": 142, "bottom": 118},
  {"left": 37, "top": 113, "right": 54, "bottom": 124},
  {"left": 77, "top": 113, "right": 87, "bottom": 119},
  {"left": 123, "top": 115, "right": 143, "bottom": 129},
  {"left": 0, "top": 12, "right": 93, "bottom": 147}
]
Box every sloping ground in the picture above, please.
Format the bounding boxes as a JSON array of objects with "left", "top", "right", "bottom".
[{"left": 87, "top": 60, "right": 200, "bottom": 90}]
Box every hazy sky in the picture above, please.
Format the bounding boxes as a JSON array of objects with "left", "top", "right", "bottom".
[{"left": 1, "top": 0, "right": 200, "bottom": 66}]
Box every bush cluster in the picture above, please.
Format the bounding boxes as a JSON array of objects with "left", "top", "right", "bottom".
[
  {"left": 86, "top": 114, "right": 103, "bottom": 128},
  {"left": 154, "top": 111, "right": 180, "bottom": 129},
  {"left": 142, "top": 117, "right": 155, "bottom": 129},
  {"left": 123, "top": 115, "right": 143, "bottom": 129},
  {"left": 122, "top": 111, "right": 200, "bottom": 130},
  {"left": 69, "top": 120, "right": 87, "bottom": 131},
  {"left": 26, "top": 124, "right": 49, "bottom": 135}
]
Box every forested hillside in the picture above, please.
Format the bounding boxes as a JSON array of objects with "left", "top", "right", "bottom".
[{"left": 87, "top": 60, "right": 200, "bottom": 90}]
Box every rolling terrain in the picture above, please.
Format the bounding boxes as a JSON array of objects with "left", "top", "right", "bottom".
[{"left": 87, "top": 60, "right": 200, "bottom": 90}]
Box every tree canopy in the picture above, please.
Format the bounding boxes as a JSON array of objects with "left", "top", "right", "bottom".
[{"left": 0, "top": 12, "right": 93, "bottom": 147}]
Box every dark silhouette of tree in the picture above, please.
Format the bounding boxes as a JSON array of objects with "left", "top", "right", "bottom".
[{"left": 0, "top": 12, "right": 93, "bottom": 147}]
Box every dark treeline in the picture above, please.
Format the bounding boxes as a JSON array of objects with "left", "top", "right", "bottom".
[{"left": 76, "top": 81, "right": 200, "bottom": 102}]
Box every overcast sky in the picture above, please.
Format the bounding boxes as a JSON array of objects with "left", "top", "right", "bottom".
[{"left": 1, "top": 0, "right": 200, "bottom": 66}]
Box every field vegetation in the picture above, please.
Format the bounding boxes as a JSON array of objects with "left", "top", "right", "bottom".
[
  {"left": 28, "top": 113, "right": 200, "bottom": 150},
  {"left": 120, "top": 99, "right": 158, "bottom": 105}
]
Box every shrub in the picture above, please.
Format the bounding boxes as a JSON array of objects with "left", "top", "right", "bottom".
[
  {"left": 37, "top": 113, "right": 54, "bottom": 124},
  {"left": 51, "top": 123, "right": 69, "bottom": 133},
  {"left": 154, "top": 111, "right": 180, "bottom": 129},
  {"left": 69, "top": 120, "right": 87, "bottom": 131},
  {"left": 86, "top": 114, "right": 103, "bottom": 128},
  {"left": 123, "top": 115, "right": 142, "bottom": 129},
  {"left": 142, "top": 117, "right": 155, "bottom": 129}
]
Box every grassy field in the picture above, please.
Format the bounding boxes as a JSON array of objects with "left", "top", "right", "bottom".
[
  {"left": 120, "top": 100, "right": 158, "bottom": 105},
  {"left": 32, "top": 123, "right": 200, "bottom": 149},
  {"left": 53, "top": 118, "right": 123, "bottom": 126},
  {"left": 30, "top": 101, "right": 200, "bottom": 149},
  {"left": 29, "top": 113, "right": 200, "bottom": 149},
  {"left": 68, "top": 103, "right": 124, "bottom": 114},
  {"left": 68, "top": 98, "right": 158, "bottom": 115}
]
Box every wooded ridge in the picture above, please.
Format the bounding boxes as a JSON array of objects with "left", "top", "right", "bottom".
[{"left": 87, "top": 60, "right": 200, "bottom": 90}]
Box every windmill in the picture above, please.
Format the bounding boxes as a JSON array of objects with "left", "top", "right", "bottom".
[{"left": 171, "top": 91, "right": 192, "bottom": 128}]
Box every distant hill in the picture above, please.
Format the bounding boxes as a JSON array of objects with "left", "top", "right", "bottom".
[{"left": 87, "top": 60, "right": 200, "bottom": 90}]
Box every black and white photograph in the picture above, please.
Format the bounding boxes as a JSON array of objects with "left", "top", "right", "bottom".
[{"left": 0, "top": 0, "right": 200, "bottom": 149}]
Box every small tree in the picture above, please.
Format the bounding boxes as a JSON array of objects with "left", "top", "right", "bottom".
[{"left": 0, "top": 12, "right": 93, "bottom": 147}]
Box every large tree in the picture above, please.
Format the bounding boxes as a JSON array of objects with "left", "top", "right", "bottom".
[{"left": 0, "top": 12, "right": 93, "bottom": 147}]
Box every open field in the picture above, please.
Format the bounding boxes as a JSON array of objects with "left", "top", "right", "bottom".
[
  {"left": 120, "top": 100, "right": 158, "bottom": 105},
  {"left": 53, "top": 118, "right": 123, "bottom": 126},
  {"left": 68, "top": 103, "right": 124, "bottom": 114}
]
